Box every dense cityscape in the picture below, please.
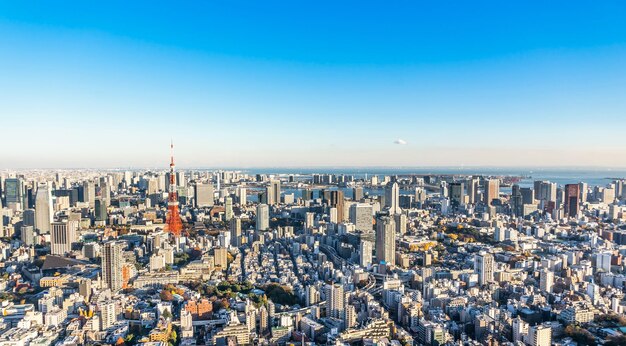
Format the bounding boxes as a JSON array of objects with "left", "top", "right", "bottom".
[
  {"left": 0, "top": 145, "right": 625, "bottom": 346},
  {"left": 3, "top": 2, "right": 626, "bottom": 346}
]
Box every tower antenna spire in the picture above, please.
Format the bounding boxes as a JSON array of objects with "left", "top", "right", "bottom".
[{"left": 170, "top": 139, "right": 174, "bottom": 166}]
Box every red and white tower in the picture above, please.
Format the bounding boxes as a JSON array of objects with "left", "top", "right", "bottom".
[{"left": 165, "top": 141, "right": 183, "bottom": 238}]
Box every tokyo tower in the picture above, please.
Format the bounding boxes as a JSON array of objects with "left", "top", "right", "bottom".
[{"left": 165, "top": 141, "right": 183, "bottom": 238}]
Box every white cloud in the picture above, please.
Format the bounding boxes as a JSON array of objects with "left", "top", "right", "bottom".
[{"left": 394, "top": 138, "right": 407, "bottom": 145}]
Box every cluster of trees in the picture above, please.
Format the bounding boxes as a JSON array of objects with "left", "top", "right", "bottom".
[
  {"left": 564, "top": 325, "right": 595, "bottom": 345},
  {"left": 264, "top": 283, "right": 298, "bottom": 306},
  {"left": 159, "top": 284, "right": 185, "bottom": 301},
  {"left": 595, "top": 313, "right": 626, "bottom": 326}
]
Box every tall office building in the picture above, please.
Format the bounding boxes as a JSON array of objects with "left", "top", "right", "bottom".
[
  {"left": 449, "top": 182, "right": 465, "bottom": 207},
  {"left": 325, "top": 190, "right": 345, "bottom": 222},
  {"left": 474, "top": 252, "right": 494, "bottom": 286},
  {"left": 230, "top": 218, "right": 242, "bottom": 247},
  {"left": 353, "top": 186, "right": 364, "bottom": 201},
  {"left": 534, "top": 181, "right": 557, "bottom": 202},
  {"left": 266, "top": 180, "right": 281, "bottom": 206},
  {"left": 102, "top": 241, "right": 124, "bottom": 292},
  {"left": 520, "top": 187, "right": 535, "bottom": 205},
  {"left": 539, "top": 269, "right": 554, "bottom": 293},
  {"left": 483, "top": 179, "right": 499, "bottom": 205},
  {"left": 511, "top": 185, "right": 523, "bottom": 217},
  {"left": 301, "top": 188, "right": 313, "bottom": 201},
  {"left": 466, "top": 177, "right": 479, "bottom": 204},
  {"left": 384, "top": 182, "right": 401, "bottom": 214},
  {"left": 579, "top": 182, "right": 589, "bottom": 203},
  {"left": 359, "top": 240, "right": 373, "bottom": 267},
  {"left": 95, "top": 198, "right": 107, "bottom": 222},
  {"left": 20, "top": 225, "right": 35, "bottom": 246},
  {"left": 35, "top": 183, "right": 53, "bottom": 233},
  {"left": 375, "top": 215, "right": 396, "bottom": 265},
  {"left": 564, "top": 184, "right": 580, "bottom": 218},
  {"left": 256, "top": 204, "right": 269, "bottom": 231},
  {"left": 194, "top": 183, "right": 214, "bottom": 207},
  {"left": 50, "top": 220, "right": 78, "bottom": 255},
  {"left": 4, "top": 178, "right": 25, "bottom": 210},
  {"left": 325, "top": 283, "right": 345, "bottom": 319},
  {"left": 83, "top": 181, "right": 96, "bottom": 208},
  {"left": 23, "top": 209, "right": 35, "bottom": 227},
  {"left": 236, "top": 186, "right": 247, "bottom": 205}
]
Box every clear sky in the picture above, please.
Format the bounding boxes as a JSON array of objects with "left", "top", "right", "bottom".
[{"left": 1, "top": 1, "right": 626, "bottom": 169}]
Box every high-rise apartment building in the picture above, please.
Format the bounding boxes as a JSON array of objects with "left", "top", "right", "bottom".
[
  {"left": 539, "top": 268, "right": 554, "bottom": 293},
  {"left": 359, "top": 240, "right": 373, "bottom": 267},
  {"left": 375, "top": 215, "right": 396, "bottom": 265},
  {"left": 474, "top": 252, "right": 494, "bottom": 286},
  {"left": 325, "top": 283, "right": 344, "bottom": 319},
  {"left": 102, "top": 241, "right": 124, "bottom": 292},
  {"left": 266, "top": 180, "right": 281, "bottom": 206},
  {"left": 256, "top": 204, "right": 269, "bottom": 231},
  {"left": 230, "top": 218, "right": 242, "bottom": 247}
]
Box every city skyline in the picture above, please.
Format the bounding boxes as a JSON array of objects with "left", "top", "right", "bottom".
[{"left": 2, "top": 2, "right": 626, "bottom": 168}]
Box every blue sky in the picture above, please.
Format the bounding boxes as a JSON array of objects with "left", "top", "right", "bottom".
[{"left": 1, "top": 1, "right": 626, "bottom": 168}]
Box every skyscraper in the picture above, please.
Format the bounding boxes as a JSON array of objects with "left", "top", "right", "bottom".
[
  {"left": 236, "top": 186, "right": 247, "bottom": 205},
  {"left": 266, "top": 180, "right": 281, "bottom": 206},
  {"left": 4, "top": 178, "right": 25, "bottom": 210},
  {"left": 449, "top": 182, "right": 465, "bottom": 207},
  {"left": 102, "top": 241, "right": 124, "bottom": 292},
  {"left": 375, "top": 215, "right": 396, "bottom": 265},
  {"left": 95, "top": 198, "right": 107, "bottom": 222},
  {"left": 83, "top": 181, "right": 96, "bottom": 208},
  {"left": 230, "top": 217, "right": 242, "bottom": 247},
  {"left": 353, "top": 186, "right": 364, "bottom": 201},
  {"left": 256, "top": 204, "right": 269, "bottom": 231},
  {"left": 325, "top": 190, "right": 345, "bottom": 222},
  {"left": 474, "top": 252, "right": 494, "bottom": 286},
  {"left": 35, "top": 183, "right": 53, "bottom": 233},
  {"left": 483, "top": 179, "right": 499, "bottom": 205},
  {"left": 511, "top": 184, "right": 523, "bottom": 217},
  {"left": 564, "top": 184, "right": 580, "bottom": 218},
  {"left": 384, "top": 182, "right": 401, "bottom": 214},
  {"left": 534, "top": 181, "right": 557, "bottom": 202},
  {"left": 50, "top": 220, "right": 78, "bottom": 255},
  {"left": 194, "top": 183, "right": 214, "bottom": 207},
  {"left": 466, "top": 177, "right": 479, "bottom": 204},
  {"left": 224, "top": 196, "right": 233, "bottom": 221}
]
